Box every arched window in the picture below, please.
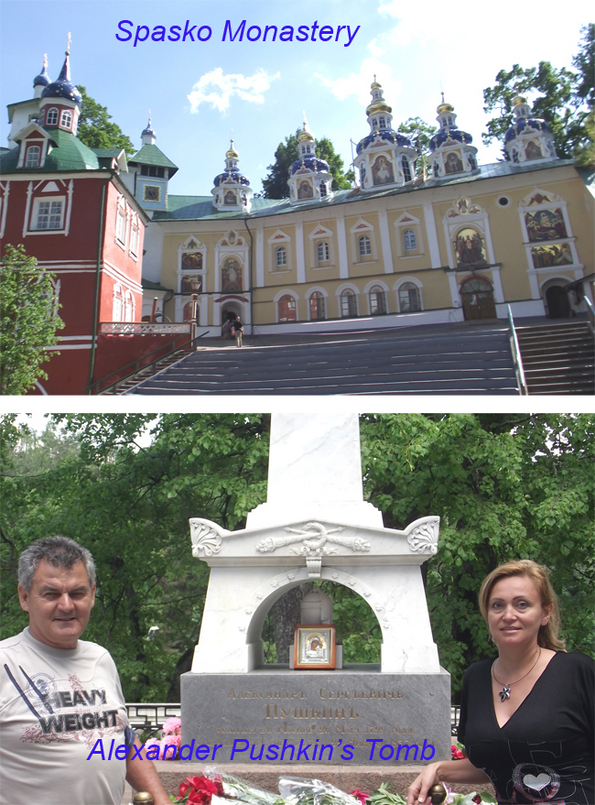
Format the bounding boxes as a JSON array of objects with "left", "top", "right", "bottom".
[
  {"left": 369, "top": 286, "right": 387, "bottom": 315},
  {"left": 278, "top": 295, "right": 297, "bottom": 322},
  {"left": 309, "top": 292, "right": 326, "bottom": 320},
  {"left": 60, "top": 109, "right": 72, "bottom": 129},
  {"left": 183, "top": 301, "right": 195, "bottom": 322},
  {"left": 398, "top": 282, "right": 421, "bottom": 312},
  {"left": 319, "top": 181, "right": 327, "bottom": 198},
  {"left": 317, "top": 241, "right": 329, "bottom": 263},
  {"left": 401, "top": 156, "right": 412, "bottom": 183},
  {"left": 124, "top": 292, "right": 134, "bottom": 322},
  {"left": 25, "top": 145, "right": 41, "bottom": 168},
  {"left": 403, "top": 229, "right": 417, "bottom": 252},
  {"left": 45, "top": 107, "right": 59, "bottom": 126},
  {"left": 340, "top": 289, "right": 357, "bottom": 318},
  {"left": 358, "top": 235, "right": 371, "bottom": 257},
  {"left": 275, "top": 246, "right": 287, "bottom": 268}
]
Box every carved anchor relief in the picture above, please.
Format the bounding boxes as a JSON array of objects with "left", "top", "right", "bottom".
[{"left": 257, "top": 522, "right": 371, "bottom": 578}]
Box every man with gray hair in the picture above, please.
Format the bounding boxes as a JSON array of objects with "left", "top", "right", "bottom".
[{"left": 0, "top": 536, "right": 170, "bottom": 805}]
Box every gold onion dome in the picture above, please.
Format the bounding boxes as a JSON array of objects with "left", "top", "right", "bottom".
[
  {"left": 437, "top": 100, "right": 454, "bottom": 114},
  {"left": 298, "top": 117, "right": 314, "bottom": 143},
  {"left": 226, "top": 138, "right": 238, "bottom": 158}
]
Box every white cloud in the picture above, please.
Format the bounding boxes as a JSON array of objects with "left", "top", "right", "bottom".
[
  {"left": 315, "top": 58, "right": 402, "bottom": 108},
  {"left": 187, "top": 68, "right": 280, "bottom": 113}
]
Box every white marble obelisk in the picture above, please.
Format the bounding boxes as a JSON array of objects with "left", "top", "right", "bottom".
[
  {"left": 247, "top": 413, "right": 383, "bottom": 529},
  {"left": 188, "top": 413, "right": 442, "bottom": 675}
]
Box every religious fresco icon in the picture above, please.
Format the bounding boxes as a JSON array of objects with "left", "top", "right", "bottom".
[
  {"left": 222, "top": 259, "right": 242, "bottom": 292},
  {"left": 298, "top": 180, "right": 314, "bottom": 200},
  {"left": 530, "top": 243, "right": 573, "bottom": 268},
  {"left": 372, "top": 155, "right": 394, "bottom": 186},
  {"left": 525, "top": 208, "right": 567, "bottom": 242},
  {"left": 455, "top": 228, "right": 488, "bottom": 266},
  {"left": 444, "top": 152, "right": 464, "bottom": 174},
  {"left": 181, "top": 251, "right": 203, "bottom": 270},
  {"left": 181, "top": 275, "right": 203, "bottom": 293}
]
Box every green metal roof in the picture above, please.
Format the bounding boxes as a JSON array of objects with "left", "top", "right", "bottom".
[
  {"left": 142, "top": 278, "right": 171, "bottom": 292},
  {"left": 0, "top": 128, "right": 101, "bottom": 173},
  {"left": 128, "top": 143, "right": 178, "bottom": 174},
  {"left": 152, "top": 159, "right": 577, "bottom": 223}
]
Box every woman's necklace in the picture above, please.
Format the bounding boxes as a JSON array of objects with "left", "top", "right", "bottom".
[{"left": 492, "top": 647, "right": 541, "bottom": 702}]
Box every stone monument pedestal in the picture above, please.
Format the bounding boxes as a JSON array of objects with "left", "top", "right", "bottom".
[{"left": 181, "top": 667, "right": 450, "bottom": 765}]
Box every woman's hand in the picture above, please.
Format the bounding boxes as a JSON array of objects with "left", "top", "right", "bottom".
[{"left": 406, "top": 762, "right": 443, "bottom": 805}]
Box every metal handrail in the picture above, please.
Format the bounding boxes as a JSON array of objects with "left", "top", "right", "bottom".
[
  {"left": 87, "top": 331, "right": 210, "bottom": 395},
  {"left": 507, "top": 305, "right": 528, "bottom": 396},
  {"left": 584, "top": 295, "right": 595, "bottom": 330}
]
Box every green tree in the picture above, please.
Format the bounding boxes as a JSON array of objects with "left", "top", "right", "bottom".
[
  {"left": 0, "top": 244, "right": 64, "bottom": 395},
  {"left": 1, "top": 414, "right": 592, "bottom": 703},
  {"left": 397, "top": 116, "right": 437, "bottom": 174},
  {"left": 261, "top": 130, "right": 354, "bottom": 199},
  {"left": 482, "top": 27, "right": 594, "bottom": 162},
  {"left": 360, "top": 413, "right": 594, "bottom": 696},
  {"left": 76, "top": 86, "right": 135, "bottom": 156}
]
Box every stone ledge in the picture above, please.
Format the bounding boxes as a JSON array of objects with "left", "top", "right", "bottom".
[{"left": 128, "top": 761, "right": 494, "bottom": 801}]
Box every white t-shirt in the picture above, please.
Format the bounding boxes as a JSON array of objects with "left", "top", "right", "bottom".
[{"left": 0, "top": 627, "right": 129, "bottom": 805}]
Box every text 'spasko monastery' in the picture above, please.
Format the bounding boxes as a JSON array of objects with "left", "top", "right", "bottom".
[{"left": 2, "top": 50, "right": 594, "bottom": 352}]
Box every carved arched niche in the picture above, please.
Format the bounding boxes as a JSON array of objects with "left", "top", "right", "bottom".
[{"left": 189, "top": 515, "right": 440, "bottom": 675}]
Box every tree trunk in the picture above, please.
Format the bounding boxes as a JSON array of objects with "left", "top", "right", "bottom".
[{"left": 271, "top": 583, "right": 313, "bottom": 663}]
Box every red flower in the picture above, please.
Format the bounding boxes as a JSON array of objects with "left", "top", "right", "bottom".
[
  {"left": 178, "top": 775, "right": 224, "bottom": 805},
  {"left": 349, "top": 789, "right": 369, "bottom": 804},
  {"left": 451, "top": 744, "right": 466, "bottom": 760},
  {"left": 472, "top": 797, "right": 482, "bottom": 804}
]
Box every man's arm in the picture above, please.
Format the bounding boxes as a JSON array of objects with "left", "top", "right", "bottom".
[{"left": 125, "top": 740, "right": 171, "bottom": 805}]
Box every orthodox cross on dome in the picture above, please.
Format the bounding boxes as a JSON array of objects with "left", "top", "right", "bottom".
[{"left": 66, "top": 32, "right": 71, "bottom": 55}]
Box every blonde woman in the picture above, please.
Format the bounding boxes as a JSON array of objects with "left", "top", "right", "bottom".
[{"left": 407, "top": 560, "right": 594, "bottom": 805}]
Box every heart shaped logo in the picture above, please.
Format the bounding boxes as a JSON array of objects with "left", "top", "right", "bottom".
[{"left": 523, "top": 773, "right": 551, "bottom": 792}]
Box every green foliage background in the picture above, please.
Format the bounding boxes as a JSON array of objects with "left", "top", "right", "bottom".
[{"left": 1, "top": 414, "right": 592, "bottom": 702}]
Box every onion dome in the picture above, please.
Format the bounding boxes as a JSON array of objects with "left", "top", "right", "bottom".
[
  {"left": 429, "top": 96, "right": 474, "bottom": 153},
  {"left": 213, "top": 139, "right": 251, "bottom": 188},
  {"left": 504, "top": 96, "right": 557, "bottom": 163},
  {"left": 33, "top": 55, "right": 51, "bottom": 89},
  {"left": 356, "top": 79, "right": 412, "bottom": 155},
  {"left": 504, "top": 96, "right": 552, "bottom": 143},
  {"left": 290, "top": 116, "right": 330, "bottom": 176},
  {"left": 212, "top": 139, "right": 253, "bottom": 212},
  {"left": 41, "top": 50, "right": 81, "bottom": 104},
  {"left": 142, "top": 118, "right": 156, "bottom": 139}
]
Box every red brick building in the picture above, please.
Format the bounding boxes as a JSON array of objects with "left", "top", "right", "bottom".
[{"left": 1, "top": 51, "right": 152, "bottom": 394}]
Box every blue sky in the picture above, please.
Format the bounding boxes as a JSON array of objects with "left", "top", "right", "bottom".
[{"left": 0, "top": 0, "right": 589, "bottom": 198}]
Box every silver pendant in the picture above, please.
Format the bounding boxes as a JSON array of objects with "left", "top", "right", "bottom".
[{"left": 499, "top": 685, "right": 511, "bottom": 702}]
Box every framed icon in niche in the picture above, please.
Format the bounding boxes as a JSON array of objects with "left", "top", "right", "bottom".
[{"left": 294, "top": 625, "right": 336, "bottom": 670}]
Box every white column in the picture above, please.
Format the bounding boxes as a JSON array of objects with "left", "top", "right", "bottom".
[
  {"left": 378, "top": 209, "right": 394, "bottom": 274},
  {"left": 423, "top": 202, "right": 442, "bottom": 268},
  {"left": 337, "top": 216, "right": 349, "bottom": 279},
  {"left": 295, "top": 221, "right": 306, "bottom": 283}
]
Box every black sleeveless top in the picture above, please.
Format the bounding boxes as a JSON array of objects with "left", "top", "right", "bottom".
[{"left": 458, "top": 652, "right": 594, "bottom": 804}]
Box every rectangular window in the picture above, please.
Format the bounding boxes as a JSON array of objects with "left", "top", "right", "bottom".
[
  {"left": 26, "top": 145, "right": 41, "bottom": 168},
  {"left": 34, "top": 199, "right": 64, "bottom": 230},
  {"left": 130, "top": 225, "right": 139, "bottom": 257},
  {"left": 116, "top": 209, "right": 126, "bottom": 245}
]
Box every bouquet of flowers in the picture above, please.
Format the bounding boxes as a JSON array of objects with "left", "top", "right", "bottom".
[
  {"left": 278, "top": 777, "right": 362, "bottom": 805},
  {"left": 144, "top": 716, "right": 182, "bottom": 760}
]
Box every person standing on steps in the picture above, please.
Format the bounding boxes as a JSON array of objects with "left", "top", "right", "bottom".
[{"left": 231, "top": 315, "right": 244, "bottom": 347}]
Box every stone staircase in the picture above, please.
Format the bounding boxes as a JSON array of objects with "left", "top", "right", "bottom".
[
  {"left": 124, "top": 324, "right": 521, "bottom": 395},
  {"left": 515, "top": 320, "right": 595, "bottom": 395},
  {"left": 99, "top": 349, "right": 194, "bottom": 394}
]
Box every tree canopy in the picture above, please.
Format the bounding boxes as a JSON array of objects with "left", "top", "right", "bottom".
[
  {"left": 0, "top": 244, "right": 64, "bottom": 395},
  {"left": 482, "top": 25, "right": 594, "bottom": 164},
  {"left": 75, "top": 86, "right": 136, "bottom": 157},
  {"left": 397, "top": 116, "right": 437, "bottom": 175},
  {"left": 1, "top": 414, "right": 592, "bottom": 702},
  {"left": 261, "top": 130, "right": 354, "bottom": 199}
]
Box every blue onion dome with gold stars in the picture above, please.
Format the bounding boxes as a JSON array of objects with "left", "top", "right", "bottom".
[
  {"left": 290, "top": 117, "right": 330, "bottom": 176},
  {"left": 41, "top": 50, "right": 81, "bottom": 104},
  {"left": 504, "top": 95, "right": 552, "bottom": 143},
  {"left": 33, "top": 55, "right": 51, "bottom": 89},
  {"left": 213, "top": 139, "right": 251, "bottom": 187},
  {"left": 142, "top": 118, "right": 156, "bottom": 139},
  {"left": 429, "top": 97, "right": 473, "bottom": 152},
  {"left": 356, "top": 80, "right": 411, "bottom": 154}
]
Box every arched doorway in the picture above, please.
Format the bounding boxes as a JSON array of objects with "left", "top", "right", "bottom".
[
  {"left": 460, "top": 275, "right": 496, "bottom": 320},
  {"left": 545, "top": 284, "right": 571, "bottom": 319}
]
